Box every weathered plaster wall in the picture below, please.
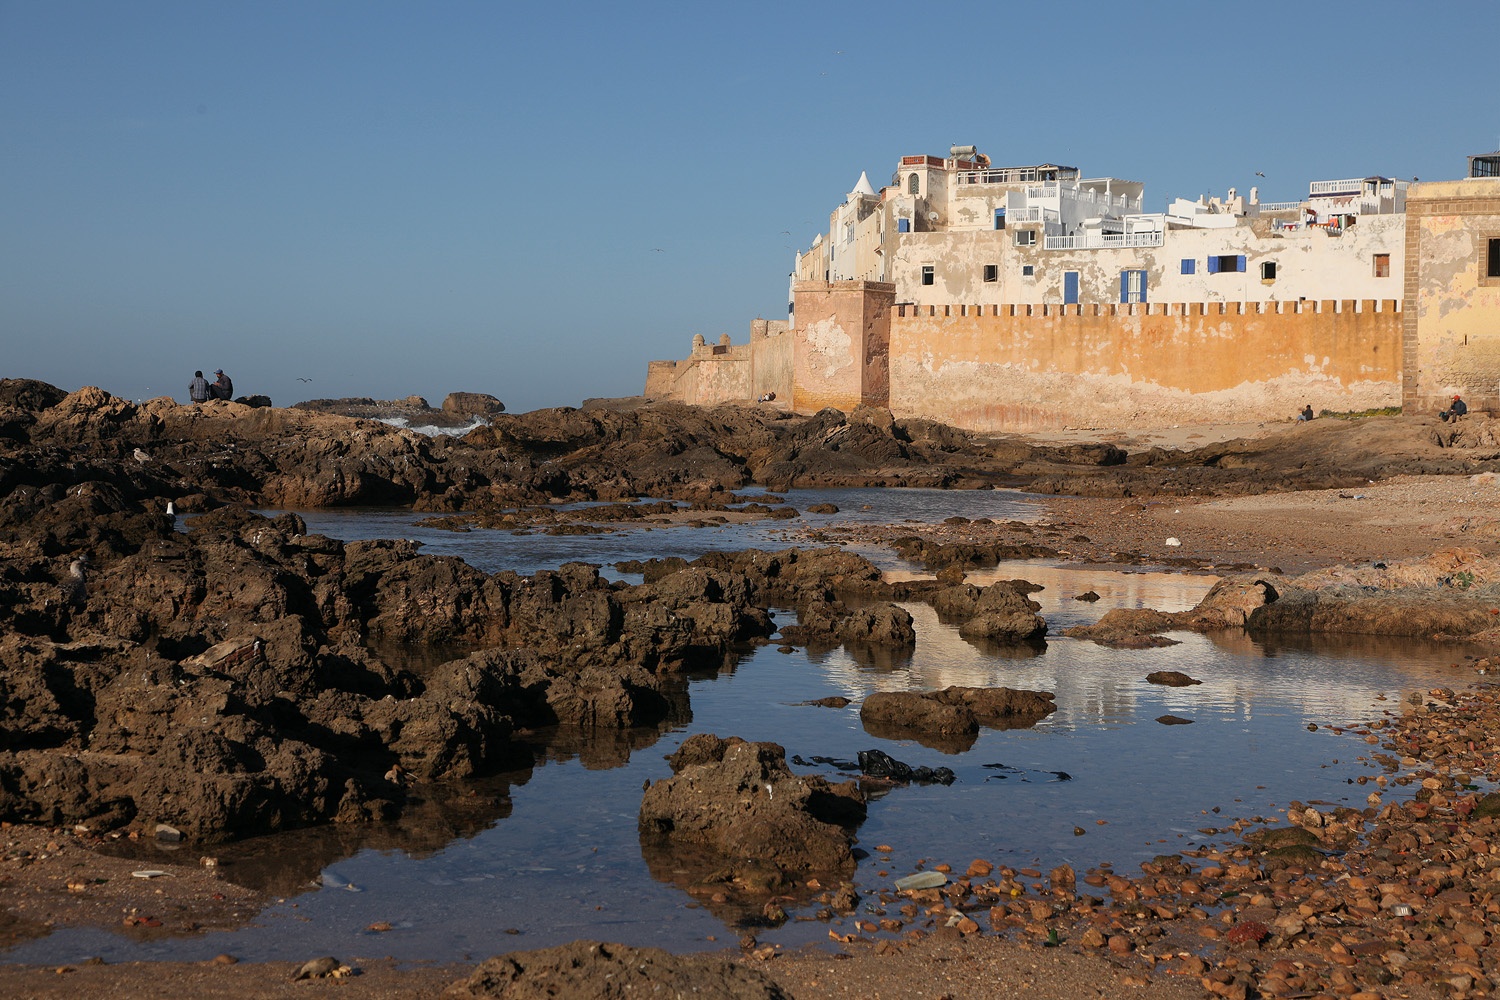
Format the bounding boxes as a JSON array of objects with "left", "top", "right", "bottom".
[
  {"left": 792, "top": 280, "right": 895, "bottom": 412},
  {"left": 1403, "top": 178, "right": 1500, "bottom": 414},
  {"left": 890, "top": 215, "right": 1405, "bottom": 309},
  {"left": 888, "top": 300, "right": 1401, "bottom": 431}
]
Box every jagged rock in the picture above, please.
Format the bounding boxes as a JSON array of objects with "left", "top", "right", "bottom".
[{"left": 639, "top": 735, "right": 865, "bottom": 878}]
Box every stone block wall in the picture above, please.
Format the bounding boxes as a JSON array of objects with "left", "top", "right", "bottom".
[{"left": 1403, "top": 179, "right": 1500, "bottom": 415}]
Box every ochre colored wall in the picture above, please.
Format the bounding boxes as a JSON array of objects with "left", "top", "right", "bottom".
[
  {"left": 889, "top": 300, "right": 1401, "bottom": 431},
  {"left": 644, "top": 324, "right": 793, "bottom": 406},
  {"left": 1403, "top": 179, "right": 1500, "bottom": 414},
  {"left": 791, "top": 280, "right": 895, "bottom": 412}
]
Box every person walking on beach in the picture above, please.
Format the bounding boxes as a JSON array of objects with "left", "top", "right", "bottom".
[
  {"left": 210, "top": 368, "right": 234, "bottom": 401},
  {"left": 189, "top": 370, "right": 211, "bottom": 404}
]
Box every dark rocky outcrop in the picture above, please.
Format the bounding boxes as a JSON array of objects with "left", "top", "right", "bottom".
[
  {"left": 860, "top": 686, "right": 1057, "bottom": 753},
  {"left": 930, "top": 581, "right": 1048, "bottom": 642},
  {"left": 639, "top": 734, "right": 866, "bottom": 880},
  {"left": 0, "top": 497, "right": 779, "bottom": 842}
]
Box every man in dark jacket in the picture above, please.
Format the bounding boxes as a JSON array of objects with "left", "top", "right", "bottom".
[
  {"left": 1441, "top": 394, "right": 1468, "bottom": 421},
  {"left": 189, "top": 370, "right": 210, "bottom": 403},
  {"left": 211, "top": 369, "right": 234, "bottom": 401}
]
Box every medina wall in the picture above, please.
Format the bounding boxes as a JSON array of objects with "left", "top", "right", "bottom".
[
  {"left": 644, "top": 321, "right": 793, "bottom": 406},
  {"left": 1403, "top": 178, "right": 1500, "bottom": 414},
  {"left": 888, "top": 299, "right": 1401, "bottom": 431}
]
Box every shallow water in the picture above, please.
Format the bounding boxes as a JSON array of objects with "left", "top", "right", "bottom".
[{"left": 3, "top": 489, "right": 1480, "bottom": 965}]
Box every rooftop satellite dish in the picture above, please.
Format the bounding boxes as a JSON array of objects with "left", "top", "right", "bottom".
[{"left": 927, "top": 212, "right": 939, "bottom": 222}]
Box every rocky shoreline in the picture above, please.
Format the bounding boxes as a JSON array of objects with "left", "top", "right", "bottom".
[{"left": 5, "top": 378, "right": 1500, "bottom": 997}]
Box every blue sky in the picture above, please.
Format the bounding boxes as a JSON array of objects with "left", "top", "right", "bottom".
[{"left": 2, "top": 1, "right": 1496, "bottom": 413}]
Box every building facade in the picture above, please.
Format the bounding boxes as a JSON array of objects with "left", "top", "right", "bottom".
[{"left": 648, "top": 147, "right": 1498, "bottom": 431}]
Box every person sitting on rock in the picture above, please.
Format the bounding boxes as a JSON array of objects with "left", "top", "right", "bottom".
[
  {"left": 1441, "top": 394, "right": 1468, "bottom": 422},
  {"left": 1297, "top": 404, "right": 1314, "bottom": 422},
  {"left": 189, "top": 370, "right": 210, "bottom": 404},
  {"left": 210, "top": 368, "right": 234, "bottom": 401}
]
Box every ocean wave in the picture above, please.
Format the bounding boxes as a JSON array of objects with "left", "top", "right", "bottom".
[{"left": 376, "top": 416, "right": 490, "bottom": 437}]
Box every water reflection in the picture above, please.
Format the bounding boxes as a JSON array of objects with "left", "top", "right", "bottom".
[{"left": 6, "top": 502, "right": 1485, "bottom": 965}]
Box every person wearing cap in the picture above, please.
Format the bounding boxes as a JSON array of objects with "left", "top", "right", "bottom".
[
  {"left": 1441, "top": 394, "right": 1467, "bottom": 422},
  {"left": 210, "top": 368, "right": 234, "bottom": 401}
]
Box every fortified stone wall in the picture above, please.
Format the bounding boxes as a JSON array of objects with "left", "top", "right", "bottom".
[
  {"left": 887, "top": 299, "right": 1401, "bottom": 431},
  {"left": 1403, "top": 178, "right": 1500, "bottom": 415},
  {"left": 644, "top": 321, "right": 792, "bottom": 406}
]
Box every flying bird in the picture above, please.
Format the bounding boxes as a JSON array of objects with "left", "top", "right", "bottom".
[
  {"left": 297, "top": 377, "right": 313, "bottom": 382},
  {"left": 1255, "top": 171, "right": 1265, "bottom": 178}
]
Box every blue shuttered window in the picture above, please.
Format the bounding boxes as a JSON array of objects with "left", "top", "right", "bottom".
[
  {"left": 897, "top": 218, "right": 910, "bottom": 233},
  {"left": 1181, "top": 259, "right": 1195, "bottom": 274},
  {"left": 1207, "top": 256, "right": 1220, "bottom": 274}
]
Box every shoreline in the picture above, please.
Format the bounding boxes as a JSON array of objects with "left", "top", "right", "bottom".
[{"left": 4, "top": 386, "right": 1499, "bottom": 997}]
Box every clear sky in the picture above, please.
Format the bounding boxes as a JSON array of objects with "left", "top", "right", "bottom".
[{"left": 2, "top": 1, "right": 1496, "bottom": 413}]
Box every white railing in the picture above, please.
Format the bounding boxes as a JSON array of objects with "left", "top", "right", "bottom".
[
  {"left": 1005, "top": 207, "right": 1060, "bottom": 224},
  {"left": 1044, "top": 231, "right": 1165, "bottom": 251},
  {"left": 1257, "top": 200, "right": 1304, "bottom": 212},
  {"left": 1309, "top": 178, "right": 1366, "bottom": 196}
]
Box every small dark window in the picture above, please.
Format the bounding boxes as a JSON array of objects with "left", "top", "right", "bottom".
[
  {"left": 982, "top": 264, "right": 998, "bottom": 282},
  {"left": 907, "top": 173, "right": 920, "bottom": 195},
  {"left": 1261, "top": 261, "right": 1278, "bottom": 280},
  {"left": 993, "top": 209, "right": 1006, "bottom": 230},
  {"left": 1208, "top": 254, "right": 1245, "bottom": 273},
  {"left": 1489, "top": 238, "right": 1500, "bottom": 278},
  {"left": 921, "top": 265, "right": 934, "bottom": 286},
  {"left": 1022, "top": 265, "right": 1035, "bottom": 277},
  {"left": 1014, "top": 229, "right": 1036, "bottom": 247},
  {"left": 897, "top": 217, "right": 910, "bottom": 233},
  {"left": 1181, "top": 259, "right": 1195, "bottom": 275}
]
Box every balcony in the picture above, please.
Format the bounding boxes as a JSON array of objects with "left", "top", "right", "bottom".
[{"left": 1044, "top": 231, "right": 1165, "bottom": 251}]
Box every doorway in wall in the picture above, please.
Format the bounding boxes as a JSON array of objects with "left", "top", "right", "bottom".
[{"left": 1063, "top": 271, "right": 1080, "bottom": 305}]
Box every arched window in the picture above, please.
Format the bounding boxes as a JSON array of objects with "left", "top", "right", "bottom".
[{"left": 907, "top": 173, "right": 920, "bottom": 195}]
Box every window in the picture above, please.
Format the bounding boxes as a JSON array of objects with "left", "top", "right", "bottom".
[
  {"left": 1181, "top": 259, "right": 1195, "bottom": 275},
  {"left": 982, "top": 264, "right": 998, "bottom": 283},
  {"left": 1207, "top": 254, "right": 1246, "bottom": 273},
  {"left": 1014, "top": 229, "right": 1036, "bottom": 247},
  {"left": 897, "top": 217, "right": 910, "bottom": 233},
  {"left": 1120, "top": 269, "right": 1147, "bottom": 303},
  {"left": 844, "top": 223, "right": 854, "bottom": 242},
  {"left": 907, "top": 173, "right": 920, "bottom": 195},
  {"left": 1373, "top": 253, "right": 1391, "bottom": 278},
  {"left": 1489, "top": 239, "right": 1500, "bottom": 278},
  {"left": 1261, "top": 261, "right": 1278, "bottom": 281},
  {"left": 993, "top": 208, "right": 1006, "bottom": 230},
  {"left": 921, "top": 265, "right": 934, "bottom": 286},
  {"left": 1022, "top": 265, "right": 1035, "bottom": 277}
]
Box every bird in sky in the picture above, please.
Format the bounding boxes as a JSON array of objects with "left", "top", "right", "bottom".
[
  {"left": 1255, "top": 171, "right": 1265, "bottom": 178},
  {"left": 650, "top": 248, "right": 665, "bottom": 252},
  {"left": 297, "top": 377, "right": 313, "bottom": 382}
]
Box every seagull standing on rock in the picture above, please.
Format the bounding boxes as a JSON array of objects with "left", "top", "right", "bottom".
[{"left": 133, "top": 448, "right": 151, "bottom": 463}]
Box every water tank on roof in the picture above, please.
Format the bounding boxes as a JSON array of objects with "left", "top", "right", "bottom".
[{"left": 950, "top": 145, "right": 977, "bottom": 160}]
